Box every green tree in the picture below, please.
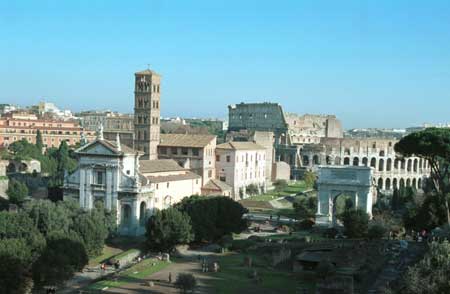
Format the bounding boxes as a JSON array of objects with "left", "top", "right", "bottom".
[
  {"left": 23, "top": 200, "right": 73, "bottom": 238},
  {"left": 72, "top": 210, "right": 108, "bottom": 257},
  {"left": 176, "top": 196, "right": 248, "bottom": 242},
  {"left": 293, "top": 196, "right": 317, "bottom": 219},
  {"left": 0, "top": 238, "right": 34, "bottom": 294},
  {"left": 174, "top": 273, "right": 197, "bottom": 294},
  {"left": 246, "top": 184, "right": 259, "bottom": 195},
  {"left": 341, "top": 209, "right": 369, "bottom": 238},
  {"left": 35, "top": 129, "right": 43, "bottom": 153},
  {"left": 145, "top": 208, "right": 193, "bottom": 251},
  {"left": 53, "top": 140, "right": 77, "bottom": 186},
  {"left": 395, "top": 128, "right": 450, "bottom": 224},
  {"left": 32, "top": 237, "right": 88, "bottom": 288},
  {"left": 367, "top": 223, "right": 387, "bottom": 239},
  {"left": 6, "top": 179, "right": 29, "bottom": 205},
  {"left": 273, "top": 179, "right": 288, "bottom": 196},
  {"left": 303, "top": 171, "right": 317, "bottom": 189}
]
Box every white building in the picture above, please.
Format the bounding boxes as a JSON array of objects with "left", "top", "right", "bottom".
[
  {"left": 215, "top": 141, "right": 267, "bottom": 200},
  {"left": 64, "top": 133, "right": 201, "bottom": 236}
]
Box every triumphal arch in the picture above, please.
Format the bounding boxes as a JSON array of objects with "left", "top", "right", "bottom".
[{"left": 315, "top": 166, "right": 375, "bottom": 226}]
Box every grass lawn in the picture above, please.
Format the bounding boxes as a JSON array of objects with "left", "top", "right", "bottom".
[
  {"left": 88, "top": 246, "right": 123, "bottom": 267},
  {"left": 245, "top": 181, "right": 312, "bottom": 202},
  {"left": 207, "top": 252, "right": 314, "bottom": 294},
  {"left": 87, "top": 258, "right": 170, "bottom": 290}
]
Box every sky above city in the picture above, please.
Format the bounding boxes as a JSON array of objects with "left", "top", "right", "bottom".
[{"left": 1, "top": 0, "right": 450, "bottom": 129}]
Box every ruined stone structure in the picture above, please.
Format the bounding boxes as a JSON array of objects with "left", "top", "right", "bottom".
[
  {"left": 301, "top": 138, "right": 431, "bottom": 192},
  {"left": 227, "top": 102, "right": 343, "bottom": 179},
  {"left": 134, "top": 69, "right": 161, "bottom": 160},
  {"left": 316, "top": 166, "right": 374, "bottom": 226}
]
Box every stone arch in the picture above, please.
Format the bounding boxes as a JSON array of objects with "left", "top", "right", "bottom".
[
  {"left": 406, "top": 178, "right": 411, "bottom": 187},
  {"left": 412, "top": 178, "right": 417, "bottom": 189},
  {"left": 19, "top": 162, "right": 28, "bottom": 172},
  {"left": 377, "top": 178, "right": 383, "bottom": 189},
  {"left": 121, "top": 204, "right": 132, "bottom": 226},
  {"left": 370, "top": 157, "right": 376, "bottom": 168},
  {"left": 393, "top": 178, "right": 398, "bottom": 190},
  {"left": 353, "top": 157, "right": 359, "bottom": 166},
  {"left": 386, "top": 158, "right": 392, "bottom": 171},
  {"left": 343, "top": 157, "right": 350, "bottom": 165},
  {"left": 407, "top": 159, "right": 412, "bottom": 172},
  {"left": 401, "top": 159, "right": 406, "bottom": 170},
  {"left": 385, "top": 178, "right": 391, "bottom": 190},
  {"left": 326, "top": 156, "right": 331, "bottom": 165},
  {"left": 344, "top": 148, "right": 351, "bottom": 155},
  {"left": 379, "top": 150, "right": 385, "bottom": 157},
  {"left": 334, "top": 157, "right": 341, "bottom": 165},
  {"left": 418, "top": 178, "right": 422, "bottom": 189},
  {"left": 164, "top": 195, "right": 172, "bottom": 209},
  {"left": 419, "top": 159, "right": 423, "bottom": 170},
  {"left": 313, "top": 155, "right": 320, "bottom": 165},
  {"left": 303, "top": 155, "right": 310, "bottom": 166},
  {"left": 413, "top": 159, "right": 418, "bottom": 172},
  {"left": 362, "top": 157, "right": 368, "bottom": 166},
  {"left": 378, "top": 159, "right": 384, "bottom": 171},
  {"left": 394, "top": 158, "right": 400, "bottom": 169},
  {"left": 6, "top": 162, "right": 16, "bottom": 173},
  {"left": 400, "top": 178, "right": 405, "bottom": 189},
  {"left": 139, "top": 201, "right": 147, "bottom": 225}
]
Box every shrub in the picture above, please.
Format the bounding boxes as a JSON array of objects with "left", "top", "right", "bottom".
[
  {"left": 341, "top": 209, "right": 369, "bottom": 238},
  {"left": 174, "top": 273, "right": 197, "bottom": 293},
  {"left": 368, "top": 223, "right": 387, "bottom": 239}
]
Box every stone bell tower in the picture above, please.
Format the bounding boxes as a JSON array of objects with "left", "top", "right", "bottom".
[{"left": 134, "top": 69, "right": 161, "bottom": 160}]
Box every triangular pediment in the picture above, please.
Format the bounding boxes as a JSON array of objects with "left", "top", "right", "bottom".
[{"left": 76, "top": 140, "right": 119, "bottom": 156}]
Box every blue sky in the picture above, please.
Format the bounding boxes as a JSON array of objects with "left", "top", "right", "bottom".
[{"left": 1, "top": 0, "right": 450, "bottom": 129}]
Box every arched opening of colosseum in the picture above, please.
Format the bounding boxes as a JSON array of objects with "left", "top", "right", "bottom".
[
  {"left": 326, "top": 156, "right": 331, "bottom": 165},
  {"left": 370, "top": 158, "right": 376, "bottom": 168},
  {"left": 393, "top": 178, "right": 398, "bottom": 189},
  {"left": 344, "top": 148, "right": 351, "bottom": 155},
  {"left": 407, "top": 159, "right": 412, "bottom": 172},
  {"left": 377, "top": 178, "right": 383, "bottom": 189},
  {"left": 334, "top": 157, "right": 341, "bottom": 165},
  {"left": 302, "top": 155, "right": 309, "bottom": 166},
  {"left": 385, "top": 178, "right": 391, "bottom": 190},
  {"left": 353, "top": 157, "right": 359, "bottom": 166},
  {"left": 379, "top": 150, "right": 385, "bottom": 157},
  {"left": 386, "top": 158, "right": 392, "bottom": 171},
  {"left": 406, "top": 178, "right": 411, "bottom": 187},
  {"left": 400, "top": 178, "right": 405, "bottom": 189},
  {"left": 419, "top": 159, "right": 423, "bottom": 170},
  {"left": 418, "top": 178, "right": 422, "bottom": 189},
  {"left": 362, "top": 157, "right": 368, "bottom": 166},
  {"left": 413, "top": 159, "right": 418, "bottom": 172},
  {"left": 394, "top": 158, "right": 400, "bottom": 169},
  {"left": 378, "top": 159, "right": 384, "bottom": 171},
  {"left": 401, "top": 159, "right": 406, "bottom": 170},
  {"left": 313, "top": 155, "right": 320, "bottom": 165},
  {"left": 344, "top": 157, "right": 350, "bottom": 165},
  {"left": 412, "top": 178, "right": 417, "bottom": 189}
]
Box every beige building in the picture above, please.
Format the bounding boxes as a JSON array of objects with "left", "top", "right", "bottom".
[
  {"left": 158, "top": 133, "right": 216, "bottom": 186},
  {"left": 215, "top": 141, "right": 267, "bottom": 199}
]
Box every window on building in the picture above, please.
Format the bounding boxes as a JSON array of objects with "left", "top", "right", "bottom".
[
  {"left": 160, "top": 147, "right": 167, "bottom": 154},
  {"left": 192, "top": 148, "right": 199, "bottom": 156},
  {"left": 182, "top": 148, "right": 188, "bottom": 155},
  {"left": 226, "top": 155, "right": 230, "bottom": 162},
  {"left": 96, "top": 171, "right": 103, "bottom": 185},
  {"left": 171, "top": 147, "right": 178, "bottom": 155},
  {"left": 220, "top": 175, "right": 226, "bottom": 182},
  {"left": 167, "top": 182, "right": 170, "bottom": 188},
  {"left": 208, "top": 170, "right": 212, "bottom": 177},
  {"left": 216, "top": 155, "right": 220, "bottom": 162},
  {"left": 156, "top": 184, "right": 159, "bottom": 189}
]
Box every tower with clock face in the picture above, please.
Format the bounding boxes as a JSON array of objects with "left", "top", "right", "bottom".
[{"left": 134, "top": 69, "right": 161, "bottom": 160}]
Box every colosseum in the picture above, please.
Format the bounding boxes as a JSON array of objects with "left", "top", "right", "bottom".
[{"left": 300, "top": 138, "right": 431, "bottom": 192}]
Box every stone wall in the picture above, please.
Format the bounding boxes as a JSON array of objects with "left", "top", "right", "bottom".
[
  {"left": 0, "top": 178, "right": 8, "bottom": 199},
  {"left": 272, "top": 161, "right": 291, "bottom": 181}
]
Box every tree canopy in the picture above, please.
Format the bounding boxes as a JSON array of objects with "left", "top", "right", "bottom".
[
  {"left": 341, "top": 209, "right": 369, "bottom": 238},
  {"left": 6, "top": 179, "right": 29, "bottom": 205},
  {"left": 395, "top": 127, "right": 450, "bottom": 224},
  {"left": 176, "top": 196, "right": 248, "bottom": 242},
  {"left": 145, "top": 207, "right": 193, "bottom": 251}
]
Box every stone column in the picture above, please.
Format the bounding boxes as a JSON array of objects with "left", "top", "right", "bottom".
[
  {"left": 85, "top": 168, "right": 93, "bottom": 210},
  {"left": 106, "top": 168, "right": 113, "bottom": 210},
  {"left": 79, "top": 168, "right": 86, "bottom": 208}
]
